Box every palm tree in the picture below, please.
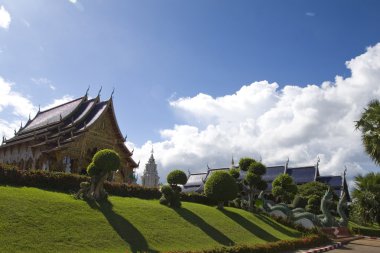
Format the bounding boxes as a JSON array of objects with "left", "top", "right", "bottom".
[
  {"left": 355, "top": 99, "right": 380, "bottom": 165},
  {"left": 352, "top": 172, "right": 380, "bottom": 225}
]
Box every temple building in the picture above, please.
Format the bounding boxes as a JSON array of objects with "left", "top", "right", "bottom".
[
  {"left": 182, "top": 159, "right": 351, "bottom": 201},
  {"left": 0, "top": 90, "right": 138, "bottom": 183},
  {"left": 141, "top": 149, "right": 160, "bottom": 187}
]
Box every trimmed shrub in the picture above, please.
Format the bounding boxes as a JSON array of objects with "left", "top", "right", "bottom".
[
  {"left": 91, "top": 149, "right": 120, "bottom": 174},
  {"left": 229, "top": 168, "right": 240, "bottom": 179},
  {"left": 238, "top": 157, "right": 256, "bottom": 171},
  {"left": 160, "top": 184, "right": 181, "bottom": 208},
  {"left": 248, "top": 162, "right": 266, "bottom": 176},
  {"left": 167, "top": 170, "right": 188, "bottom": 186},
  {"left": 204, "top": 171, "right": 238, "bottom": 209},
  {"left": 292, "top": 195, "right": 308, "bottom": 208}
]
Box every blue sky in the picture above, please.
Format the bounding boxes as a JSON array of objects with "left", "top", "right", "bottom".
[{"left": 1, "top": 0, "right": 380, "bottom": 181}]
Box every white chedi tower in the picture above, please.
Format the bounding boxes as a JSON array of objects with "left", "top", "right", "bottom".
[{"left": 141, "top": 148, "right": 160, "bottom": 187}]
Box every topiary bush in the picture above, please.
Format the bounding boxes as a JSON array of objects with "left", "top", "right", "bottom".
[
  {"left": 272, "top": 173, "right": 298, "bottom": 204},
  {"left": 167, "top": 170, "right": 187, "bottom": 186},
  {"left": 82, "top": 149, "right": 121, "bottom": 200},
  {"left": 204, "top": 171, "right": 238, "bottom": 209},
  {"left": 238, "top": 157, "right": 256, "bottom": 171},
  {"left": 161, "top": 169, "right": 187, "bottom": 208}
]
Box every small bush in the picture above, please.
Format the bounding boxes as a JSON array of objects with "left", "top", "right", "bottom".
[{"left": 92, "top": 149, "right": 120, "bottom": 174}]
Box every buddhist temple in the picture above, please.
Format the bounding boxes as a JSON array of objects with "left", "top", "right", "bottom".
[
  {"left": 0, "top": 89, "right": 138, "bottom": 183},
  {"left": 141, "top": 148, "right": 160, "bottom": 187},
  {"left": 182, "top": 159, "right": 351, "bottom": 201}
]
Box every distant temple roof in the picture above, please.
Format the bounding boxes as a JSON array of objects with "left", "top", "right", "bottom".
[{"left": 182, "top": 161, "right": 350, "bottom": 201}]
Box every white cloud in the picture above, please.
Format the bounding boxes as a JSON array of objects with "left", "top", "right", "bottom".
[
  {"left": 68, "top": 0, "right": 77, "bottom": 4},
  {"left": 31, "top": 77, "right": 56, "bottom": 91},
  {"left": 0, "top": 6, "right": 11, "bottom": 30},
  {"left": 131, "top": 43, "right": 380, "bottom": 184},
  {"left": 0, "top": 77, "right": 36, "bottom": 119},
  {"left": 0, "top": 76, "right": 73, "bottom": 139}
]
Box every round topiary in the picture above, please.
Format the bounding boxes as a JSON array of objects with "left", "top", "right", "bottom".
[
  {"left": 256, "top": 179, "right": 268, "bottom": 191},
  {"left": 160, "top": 185, "right": 174, "bottom": 199},
  {"left": 244, "top": 171, "right": 261, "bottom": 186},
  {"left": 167, "top": 170, "right": 187, "bottom": 186},
  {"left": 239, "top": 157, "right": 256, "bottom": 171},
  {"left": 92, "top": 149, "right": 120, "bottom": 174},
  {"left": 248, "top": 162, "right": 266, "bottom": 175},
  {"left": 204, "top": 171, "right": 238, "bottom": 209},
  {"left": 87, "top": 162, "right": 100, "bottom": 176},
  {"left": 229, "top": 168, "right": 240, "bottom": 179}
]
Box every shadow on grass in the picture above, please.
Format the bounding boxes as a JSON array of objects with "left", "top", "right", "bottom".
[
  {"left": 220, "top": 209, "right": 279, "bottom": 242},
  {"left": 175, "top": 208, "right": 235, "bottom": 246},
  {"left": 256, "top": 214, "right": 301, "bottom": 237},
  {"left": 86, "top": 199, "right": 158, "bottom": 253}
]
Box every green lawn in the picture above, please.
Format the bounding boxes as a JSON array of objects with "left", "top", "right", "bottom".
[{"left": 0, "top": 186, "right": 301, "bottom": 252}]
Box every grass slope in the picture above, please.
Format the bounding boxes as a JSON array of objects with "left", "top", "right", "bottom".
[{"left": 0, "top": 186, "right": 301, "bottom": 252}]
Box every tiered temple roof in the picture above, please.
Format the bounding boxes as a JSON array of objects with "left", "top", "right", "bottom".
[{"left": 0, "top": 91, "right": 138, "bottom": 178}]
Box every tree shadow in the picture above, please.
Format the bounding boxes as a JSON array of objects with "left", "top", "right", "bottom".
[
  {"left": 220, "top": 209, "right": 279, "bottom": 242},
  {"left": 174, "top": 208, "right": 235, "bottom": 246},
  {"left": 86, "top": 199, "right": 158, "bottom": 253},
  {"left": 256, "top": 214, "right": 301, "bottom": 237}
]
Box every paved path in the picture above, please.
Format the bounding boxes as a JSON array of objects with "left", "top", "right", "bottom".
[{"left": 329, "top": 238, "right": 380, "bottom": 253}]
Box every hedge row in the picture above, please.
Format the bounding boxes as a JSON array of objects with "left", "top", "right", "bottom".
[
  {"left": 169, "top": 234, "right": 330, "bottom": 253},
  {"left": 180, "top": 192, "right": 217, "bottom": 206},
  {"left": 0, "top": 165, "right": 161, "bottom": 199},
  {"left": 351, "top": 226, "right": 380, "bottom": 237}
]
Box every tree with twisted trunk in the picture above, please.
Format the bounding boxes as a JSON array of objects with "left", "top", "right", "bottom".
[{"left": 84, "top": 149, "right": 120, "bottom": 200}]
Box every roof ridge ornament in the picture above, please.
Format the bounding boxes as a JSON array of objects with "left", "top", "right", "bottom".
[
  {"left": 110, "top": 87, "right": 115, "bottom": 98},
  {"left": 38, "top": 105, "right": 41, "bottom": 113},
  {"left": 123, "top": 133, "right": 127, "bottom": 142},
  {"left": 85, "top": 86, "right": 90, "bottom": 97},
  {"left": 97, "top": 86, "right": 102, "bottom": 97}
]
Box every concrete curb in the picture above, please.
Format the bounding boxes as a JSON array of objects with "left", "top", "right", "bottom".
[{"left": 301, "top": 242, "right": 342, "bottom": 253}]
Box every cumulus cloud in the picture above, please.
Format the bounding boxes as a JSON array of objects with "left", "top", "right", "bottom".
[
  {"left": 0, "top": 5, "right": 11, "bottom": 30},
  {"left": 132, "top": 43, "right": 380, "bottom": 184},
  {"left": 0, "top": 76, "right": 73, "bottom": 139}
]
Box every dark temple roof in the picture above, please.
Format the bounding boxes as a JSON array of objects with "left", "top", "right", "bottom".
[
  {"left": 287, "top": 166, "right": 318, "bottom": 184},
  {"left": 1, "top": 94, "right": 137, "bottom": 168},
  {"left": 262, "top": 166, "right": 285, "bottom": 181}
]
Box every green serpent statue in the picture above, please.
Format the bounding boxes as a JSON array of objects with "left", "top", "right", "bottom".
[
  {"left": 337, "top": 191, "right": 348, "bottom": 227},
  {"left": 320, "top": 187, "right": 337, "bottom": 227}
]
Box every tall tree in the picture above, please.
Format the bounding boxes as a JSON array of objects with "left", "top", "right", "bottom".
[
  {"left": 355, "top": 99, "right": 380, "bottom": 165},
  {"left": 239, "top": 158, "right": 267, "bottom": 211}
]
